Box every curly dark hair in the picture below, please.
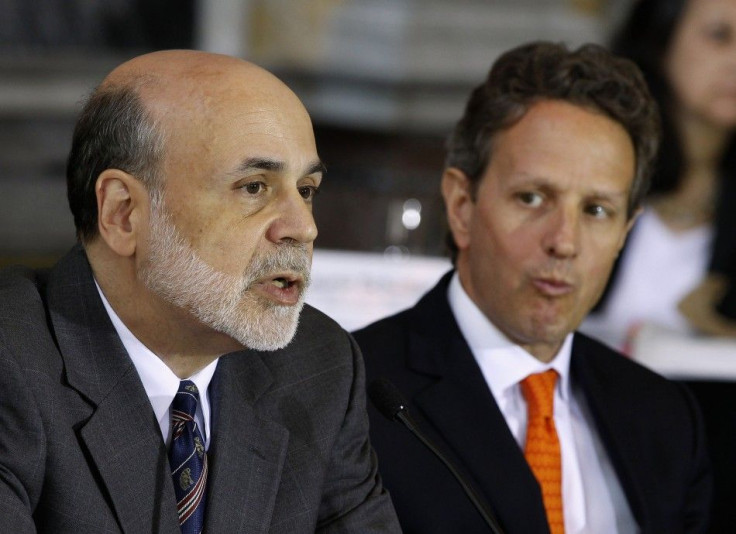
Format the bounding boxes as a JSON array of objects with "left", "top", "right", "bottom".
[{"left": 66, "top": 83, "right": 165, "bottom": 243}]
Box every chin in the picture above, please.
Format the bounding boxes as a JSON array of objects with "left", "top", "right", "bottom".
[
  {"left": 525, "top": 320, "right": 573, "bottom": 344},
  {"left": 222, "top": 300, "right": 304, "bottom": 352}
]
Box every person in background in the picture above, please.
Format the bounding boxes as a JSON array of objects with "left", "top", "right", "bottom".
[
  {"left": 0, "top": 50, "right": 400, "bottom": 533},
  {"left": 580, "top": 3, "right": 736, "bottom": 530},
  {"left": 354, "top": 41, "right": 712, "bottom": 533},
  {"left": 582, "top": 0, "right": 736, "bottom": 351}
]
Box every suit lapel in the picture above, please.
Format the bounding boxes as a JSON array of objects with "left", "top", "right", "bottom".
[
  {"left": 571, "top": 336, "right": 650, "bottom": 532},
  {"left": 406, "top": 274, "right": 550, "bottom": 533},
  {"left": 47, "top": 246, "right": 180, "bottom": 534},
  {"left": 79, "top": 369, "right": 180, "bottom": 534},
  {"left": 204, "top": 352, "right": 289, "bottom": 534}
]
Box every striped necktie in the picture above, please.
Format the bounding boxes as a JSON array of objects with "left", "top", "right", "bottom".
[
  {"left": 521, "top": 370, "right": 565, "bottom": 534},
  {"left": 169, "top": 380, "right": 208, "bottom": 533}
]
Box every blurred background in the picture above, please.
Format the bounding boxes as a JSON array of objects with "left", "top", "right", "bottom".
[
  {"left": 0, "top": 0, "right": 630, "bottom": 329},
  {"left": 9, "top": 4, "right": 736, "bottom": 529}
]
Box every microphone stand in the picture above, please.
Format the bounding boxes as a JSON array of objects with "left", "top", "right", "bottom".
[{"left": 369, "top": 378, "right": 506, "bottom": 534}]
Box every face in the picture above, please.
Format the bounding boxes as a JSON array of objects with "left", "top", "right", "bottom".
[
  {"left": 665, "top": 0, "right": 736, "bottom": 127},
  {"left": 138, "top": 64, "right": 322, "bottom": 350},
  {"left": 445, "top": 100, "right": 637, "bottom": 361},
  {"left": 141, "top": 192, "right": 311, "bottom": 351}
]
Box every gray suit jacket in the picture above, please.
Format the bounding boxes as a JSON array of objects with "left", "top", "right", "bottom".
[{"left": 0, "top": 246, "right": 400, "bottom": 533}]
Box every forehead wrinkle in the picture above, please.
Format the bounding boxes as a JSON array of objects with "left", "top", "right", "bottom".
[
  {"left": 185, "top": 107, "right": 313, "bottom": 146},
  {"left": 145, "top": 77, "right": 294, "bottom": 129}
]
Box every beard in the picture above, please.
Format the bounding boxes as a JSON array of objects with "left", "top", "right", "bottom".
[{"left": 139, "top": 193, "right": 311, "bottom": 351}]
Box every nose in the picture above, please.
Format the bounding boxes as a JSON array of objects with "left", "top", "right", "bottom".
[
  {"left": 265, "top": 188, "right": 318, "bottom": 245},
  {"left": 542, "top": 206, "right": 579, "bottom": 259}
]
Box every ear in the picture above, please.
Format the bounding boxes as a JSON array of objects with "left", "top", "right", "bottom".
[
  {"left": 95, "top": 169, "right": 149, "bottom": 257},
  {"left": 441, "top": 167, "right": 475, "bottom": 251}
]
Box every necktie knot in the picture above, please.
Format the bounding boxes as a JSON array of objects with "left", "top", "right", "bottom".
[
  {"left": 171, "top": 380, "right": 199, "bottom": 426},
  {"left": 521, "top": 369, "right": 558, "bottom": 419}
]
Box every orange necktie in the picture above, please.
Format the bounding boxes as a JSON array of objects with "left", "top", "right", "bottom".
[{"left": 521, "top": 370, "right": 565, "bottom": 534}]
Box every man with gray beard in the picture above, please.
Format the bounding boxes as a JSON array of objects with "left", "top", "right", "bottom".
[{"left": 0, "top": 50, "right": 400, "bottom": 534}]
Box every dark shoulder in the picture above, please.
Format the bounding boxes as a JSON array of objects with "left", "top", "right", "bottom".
[
  {"left": 0, "top": 264, "right": 59, "bottom": 373},
  {"left": 353, "top": 307, "right": 414, "bottom": 349},
  {"left": 573, "top": 332, "right": 696, "bottom": 410},
  {"left": 0, "top": 265, "right": 47, "bottom": 309},
  {"left": 354, "top": 272, "right": 453, "bottom": 352},
  {"left": 574, "top": 332, "right": 666, "bottom": 379},
  {"left": 299, "top": 302, "right": 345, "bottom": 329},
  {"left": 0, "top": 265, "right": 49, "bottom": 333},
  {"left": 353, "top": 275, "right": 456, "bottom": 379},
  {"left": 352, "top": 304, "right": 433, "bottom": 379},
  {"left": 296, "top": 303, "right": 353, "bottom": 351},
  {"left": 351, "top": 307, "right": 424, "bottom": 385},
  {"left": 259, "top": 304, "right": 357, "bottom": 381}
]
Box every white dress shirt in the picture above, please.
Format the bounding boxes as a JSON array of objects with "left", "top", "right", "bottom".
[
  {"left": 448, "top": 273, "right": 637, "bottom": 534},
  {"left": 96, "top": 282, "right": 218, "bottom": 450}
]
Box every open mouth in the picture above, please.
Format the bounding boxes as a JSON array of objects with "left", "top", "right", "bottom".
[
  {"left": 271, "top": 277, "right": 299, "bottom": 290},
  {"left": 253, "top": 274, "right": 304, "bottom": 305}
]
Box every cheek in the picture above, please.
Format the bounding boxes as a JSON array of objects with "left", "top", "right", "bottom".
[
  {"left": 667, "top": 38, "right": 708, "bottom": 99},
  {"left": 473, "top": 220, "right": 522, "bottom": 269},
  {"left": 476, "top": 204, "right": 529, "bottom": 250},
  {"left": 190, "top": 222, "right": 263, "bottom": 277},
  {"left": 476, "top": 233, "right": 531, "bottom": 292},
  {"left": 669, "top": 51, "right": 725, "bottom": 112},
  {"left": 219, "top": 232, "right": 263, "bottom": 269}
]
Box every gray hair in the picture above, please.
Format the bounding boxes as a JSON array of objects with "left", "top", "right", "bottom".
[{"left": 66, "top": 82, "right": 166, "bottom": 242}]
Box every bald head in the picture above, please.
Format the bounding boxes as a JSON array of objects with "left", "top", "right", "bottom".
[
  {"left": 105, "top": 49, "right": 270, "bottom": 82},
  {"left": 66, "top": 49, "right": 313, "bottom": 242},
  {"left": 103, "top": 50, "right": 300, "bottom": 111}
]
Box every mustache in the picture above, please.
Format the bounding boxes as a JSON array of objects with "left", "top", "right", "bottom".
[{"left": 244, "top": 243, "right": 312, "bottom": 287}]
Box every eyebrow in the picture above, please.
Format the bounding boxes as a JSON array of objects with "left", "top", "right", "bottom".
[
  {"left": 515, "top": 174, "right": 628, "bottom": 200},
  {"left": 235, "top": 157, "right": 326, "bottom": 177}
]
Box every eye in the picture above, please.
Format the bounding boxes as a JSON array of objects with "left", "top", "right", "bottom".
[
  {"left": 585, "top": 204, "right": 611, "bottom": 219},
  {"left": 704, "top": 22, "right": 733, "bottom": 45},
  {"left": 518, "top": 191, "right": 543, "bottom": 207},
  {"left": 241, "top": 181, "right": 265, "bottom": 195},
  {"left": 298, "top": 185, "right": 320, "bottom": 201}
]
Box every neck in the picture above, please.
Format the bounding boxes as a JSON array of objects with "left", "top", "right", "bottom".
[
  {"left": 521, "top": 342, "right": 562, "bottom": 364},
  {"left": 116, "top": 296, "right": 240, "bottom": 378},
  {"left": 652, "top": 109, "right": 730, "bottom": 230}
]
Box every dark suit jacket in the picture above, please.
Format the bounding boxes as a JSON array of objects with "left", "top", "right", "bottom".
[
  {"left": 0, "top": 246, "right": 400, "bottom": 533},
  {"left": 354, "top": 271, "right": 712, "bottom": 534}
]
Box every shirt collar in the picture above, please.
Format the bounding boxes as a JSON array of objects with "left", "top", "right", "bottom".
[
  {"left": 94, "top": 280, "right": 219, "bottom": 443},
  {"left": 447, "top": 272, "right": 573, "bottom": 401}
]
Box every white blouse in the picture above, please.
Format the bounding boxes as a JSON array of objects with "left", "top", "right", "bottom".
[{"left": 581, "top": 208, "right": 712, "bottom": 351}]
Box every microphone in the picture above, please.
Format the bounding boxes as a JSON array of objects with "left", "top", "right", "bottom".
[{"left": 368, "top": 378, "right": 506, "bottom": 534}]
